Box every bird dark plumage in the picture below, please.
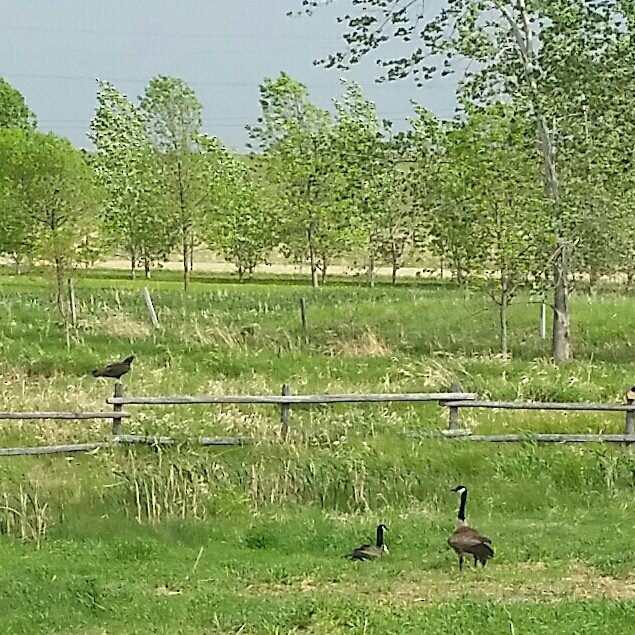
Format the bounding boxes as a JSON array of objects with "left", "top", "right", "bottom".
[
  {"left": 448, "top": 485, "right": 494, "bottom": 571},
  {"left": 91, "top": 355, "right": 134, "bottom": 380},
  {"left": 346, "top": 523, "right": 388, "bottom": 561}
]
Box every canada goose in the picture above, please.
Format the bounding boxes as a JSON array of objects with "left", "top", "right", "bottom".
[
  {"left": 346, "top": 523, "right": 388, "bottom": 561},
  {"left": 448, "top": 485, "right": 494, "bottom": 570},
  {"left": 92, "top": 355, "right": 134, "bottom": 380}
]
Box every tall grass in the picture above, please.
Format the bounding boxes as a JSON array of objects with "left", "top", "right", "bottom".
[{"left": 2, "top": 271, "right": 635, "bottom": 632}]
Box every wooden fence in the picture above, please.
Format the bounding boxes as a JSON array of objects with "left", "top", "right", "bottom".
[{"left": 1, "top": 384, "right": 635, "bottom": 456}]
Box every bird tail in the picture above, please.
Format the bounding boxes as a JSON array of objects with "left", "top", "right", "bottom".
[{"left": 482, "top": 543, "right": 494, "bottom": 559}]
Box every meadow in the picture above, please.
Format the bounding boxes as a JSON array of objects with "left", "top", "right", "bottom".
[{"left": 1, "top": 268, "right": 635, "bottom": 634}]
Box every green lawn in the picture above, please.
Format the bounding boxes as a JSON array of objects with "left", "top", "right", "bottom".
[{"left": 1, "top": 269, "right": 635, "bottom": 633}]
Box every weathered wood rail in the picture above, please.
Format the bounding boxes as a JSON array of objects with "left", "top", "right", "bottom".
[
  {"left": 444, "top": 398, "right": 635, "bottom": 436},
  {"left": 0, "top": 389, "right": 474, "bottom": 456},
  {"left": 1, "top": 384, "right": 635, "bottom": 456}
]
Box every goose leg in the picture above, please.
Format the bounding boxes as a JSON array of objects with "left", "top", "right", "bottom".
[{"left": 458, "top": 555, "right": 464, "bottom": 571}]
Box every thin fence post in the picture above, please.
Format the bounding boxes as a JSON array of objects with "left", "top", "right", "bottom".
[
  {"left": 626, "top": 391, "right": 635, "bottom": 435},
  {"left": 143, "top": 287, "right": 159, "bottom": 328},
  {"left": 448, "top": 380, "right": 462, "bottom": 430},
  {"left": 280, "top": 383, "right": 291, "bottom": 441},
  {"left": 300, "top": 298, "right": 308, "bottom": 330},
  {"left": 539, "top": 303, "right": 546, "bottom": 340},
  {"left": 112, "top": 382, "right": 124, "bottom": 435}
]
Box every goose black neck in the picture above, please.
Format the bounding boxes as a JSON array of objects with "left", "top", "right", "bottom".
[
  {"left": 376, "top": 525, "right": 384, "bottom": 547},
  {"left": 457, "top": 489, "right": 467, "bottom": 522}
]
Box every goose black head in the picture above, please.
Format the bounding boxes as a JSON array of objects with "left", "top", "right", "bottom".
[
  {"left": 451, "top": 485, "right": 467, "bottom": 494},
  {"left": 123, "top": 355, "right": 135, "bottom": 364}
]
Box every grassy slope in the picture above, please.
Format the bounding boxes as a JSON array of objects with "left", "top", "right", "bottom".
[{"left": 1, "top": 270, "right": 635, "bottom": 633}]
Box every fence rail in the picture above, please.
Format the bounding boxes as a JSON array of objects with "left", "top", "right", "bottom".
[
  {"left": 0, "top": 384, "right": 634, "bottom": 456},
  {"left": 0, "top": 411, "right": 130, "bottom": 420},
  {"left": 444, "top": 396, "right": 635, "bottom": 435},
  {"left": 107, "top": 392, "right": 475, "bottom": 406}
]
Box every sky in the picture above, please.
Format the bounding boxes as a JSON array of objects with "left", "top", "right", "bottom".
[{"left": 1, "top": 0, "right": 459, "bottom": 152}]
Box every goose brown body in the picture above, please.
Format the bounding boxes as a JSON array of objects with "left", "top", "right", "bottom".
[
  {"left": 347, "top": 524, "right": 388, "bottom": 561},
  {"left": 448, "top": 486, "right": 494, "bottom": 570}
]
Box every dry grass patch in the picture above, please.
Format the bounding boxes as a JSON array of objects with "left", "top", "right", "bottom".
[
  {"left": 98, "top": 313, "right": 151, "bottom": 339},
  {"left": 329, "top": 329, "right": 391, "bottom": 357}
]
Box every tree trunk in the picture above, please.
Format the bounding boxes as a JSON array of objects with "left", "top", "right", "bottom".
[
  {"left": 588, "top": 269, "right": 598, "bottom": 297},
  {"left": 182, "top": 234, "right": 190, "bottom": 292},
  {"left": 189, "top": 234, "right": 194, "bottom": 272},
  {"left": 368, "top": 252, "right": 376, "bottom": 288},
  {"left": 499, "top": 280, "right": 509, "bottom": 357},
  {"left": 391, "top": 242, "right": 399, "bottom": 285},
  {"left": 307, "top": 225, "right": 319, "bottom": 289},
  {"left": 54, "top": 257, "right": 65, "bottom": 316},
  {"left": 551, "top": 245, "right": 571, "bottom": 361},
  {"left": 144, "top": 257, "right": 151, "bottom": 279},
  {"left": 238, "top": 265, "right": 244, "bottom": 282},
  {"left": 320, "top": 258, "right": 328, "bottom": 285}
]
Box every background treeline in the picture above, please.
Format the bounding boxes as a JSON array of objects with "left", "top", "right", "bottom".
[{"left": 1, "top": 3, "right": 634, "bottom": 361}]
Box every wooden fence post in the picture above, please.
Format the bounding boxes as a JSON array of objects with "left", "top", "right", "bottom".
[
  {"left": 539, "top": 303, "right": 546, "bottom": 340},
  {"left": 625, "top": 392, "right": 634, "bottom": 435},
  {"left": 300, "top": 298, "right": 308, "bottom": 330},
  {"left": 143, "top": 287, "right": 159, "bottom": 329},
  {"left": 280, "top": 383, "right": 291, "bottom": 441},
  {"left": 448, "top": 380, "right": 462, "bottom": 430},
  {"left": 112, "top": 382, "right": 124, "bottom": 435}
]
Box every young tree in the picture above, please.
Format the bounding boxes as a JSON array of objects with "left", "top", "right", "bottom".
[
  {"left": 249, "top": 73, "right": 350, "bottom": 287},
  {"left": 207, "top": 156, "right": 279, "bottom": 280},
  {"left": 299, "top": 0, "right": 632, "bottom": 359},
  {"left": 439, "top": 103, "right": 549, "bottom": 355},
  {"left": 140, "top": 76, "right": 211, "bottom": 290},
  {"left": 0, "top": 130, "right": 101, "bottom": 313},
  {"left": 90, "top": 80, "right": 176, "bottom": 279},
  {"left": 332, "top": 81, "right": 400, "bottom": 286}
]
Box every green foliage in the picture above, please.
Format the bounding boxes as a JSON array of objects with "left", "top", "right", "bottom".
[
  {"left": 207, "top": 155, "right": 279, "bottom": 279},
  {"left": 0, "top": 130, "right": 101, "bottom": 311},
  {"left": 90, "top": 80, "right": 176, "bottom": 278},
  {"left": 0, "top": 77, "right": 36, "bottom": 131},
  {"left": 140, "top": 76, "right": 226, "bottom": 290},
  {"left": 250, "top": 73, "right": 350, "bottom": 287}
]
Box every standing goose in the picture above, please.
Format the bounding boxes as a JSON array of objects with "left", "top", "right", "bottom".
[
  {"left": 346, "top": 523, "right": 388, "bottom": 561},
  {"left": 448, "top": 485, "right": 494, "bottom": 570}
]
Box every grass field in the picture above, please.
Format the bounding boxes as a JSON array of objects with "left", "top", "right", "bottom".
[{"left": 1, "top": 268, "right": 635, "bottom": 634}]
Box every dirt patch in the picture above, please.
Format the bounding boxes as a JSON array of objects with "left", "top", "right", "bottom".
[{"left": 245, "top": 562, "right": 635, "bottom": 605}]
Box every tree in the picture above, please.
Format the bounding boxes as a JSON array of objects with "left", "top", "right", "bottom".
[
  {"left": 208, "top": 156, "right": 279, "bottom": 280},
  {"left": 90, "top": 80, "right": 176, "bottom": 279},
  {"left": 0, "top": 130, "right": 101, "bottom": 313},
  {"left": 332, "top": 81, "right": 402, "bottom": 286},
  {"left": 0, "top": 77, "right": 36, "bottom": 131},
  {"left": 439, "top": 102, "right": 549, "bottom": 355},
  {"left": 249, "top": 73, "right": 351, "bottom": 287},
  {"left": 140, "top": 76, "right": 211, "bottom": 290},
  {"left": 299, "top": 0, "right": 632, "bottom": 359}
]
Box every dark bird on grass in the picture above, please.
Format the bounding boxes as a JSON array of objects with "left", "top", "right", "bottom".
[
  {"left": 626, "top": 386, "right": 635, "bottom": 402},
  {"left": 448, "top": 485, "right": 494, "bottom": 571},
  {"left": 91, "top": 355, "right": 134, "bottom": 380},
  {"left": 346, "top": 523, "right": 389, "bottom": 561}
]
